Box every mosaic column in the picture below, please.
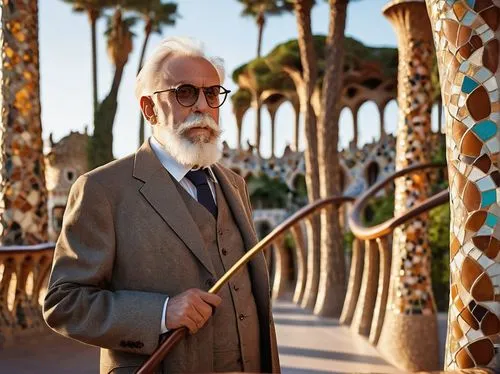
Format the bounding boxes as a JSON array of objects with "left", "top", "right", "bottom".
[
  {"left": 380, "top": 1, "right": 440, "bottom": 370},
  {"left": 426, "top": 0, "right": 500, "bottom": 369},
  {"left": 0, "top": 0, "right": 48, "bottom": 245}
]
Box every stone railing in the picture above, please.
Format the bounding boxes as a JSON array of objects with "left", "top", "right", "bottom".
[
  {"left": 0, "top": 243, "right": 55, "bottom": 346},
  {"left": 346, "top": 163, "right": 448, "bottom": 370}
]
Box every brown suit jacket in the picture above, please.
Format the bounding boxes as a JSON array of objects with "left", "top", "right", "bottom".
[{"left": 43, "top": 140, "right": 280, "bottom": 373}]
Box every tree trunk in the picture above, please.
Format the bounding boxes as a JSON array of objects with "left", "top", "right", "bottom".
[
  {"left": 352, "top": 105, "right": 359, "bottom": 149},
  {"left": 88, "top": 9, "right": 99, "bottom": 124},
  {"left": 253, "top": 96, "right": 262, "bottom": 156},
  {"left": 0, "top": 0, "right": 48, "bottom": 245},
  {"left": 89, "top": 65, "right": 125, "bottom": 169},
  {"left": 270, "top": 112, "right": 276, "bottom": 158},
  {"left": 293, "top": 102, "right": 300, "bottom": 151},
  {"left": 236, "top": 116, "right": 243, "bottom": 150},
  {"left": 378, "top": 103, "right": 386, "bottom": 138},
  {"left": 256, "top": 11, "right": 265, "bottom": 58},
  {"left": 293, "top": 0, "right": 320, "bottom": 311},
  {"left": 137, "top": 21, "right": 152, "bottom": 147},
  {"left": 314, "top": 0, "right": 347, "bottom": 318}
]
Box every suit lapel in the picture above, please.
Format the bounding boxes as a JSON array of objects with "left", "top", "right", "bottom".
[
  {"left": 133, "top": 141, "right": 215, "bottom": 277},
  {"left": 212, "top": 164, "right": 258, "bottom": 251}
]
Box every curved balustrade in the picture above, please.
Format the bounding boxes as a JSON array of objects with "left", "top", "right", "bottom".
[
  {"left": 0, "top": 243, "right": 55, "bottom": 346},
  {"left": 343, "top": 163, "right": 448, "bottom": 369},
  {"left": 138, "top": 195, "right": 355, "bottom": 373}
]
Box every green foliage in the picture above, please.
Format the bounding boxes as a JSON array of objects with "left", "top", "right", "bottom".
[
  {"left": 266, "top": 35, "right": 327, "bottom": 75},
  {"left": 353, "top": 191, "right": 450, "bottom": 312},
  {"left": 238, "top": 0, "right": 294, "bottom": 18},
  {"left": 88, "top": 93, "right": 117, "bottom": 168},
  {"left": 231, "top": 88, "right": 252, "bottom": 110},
  {"left": 125, "top": 1, "right": 179, "bottom": 33},
  {"left": 232, "top": 58, "right": 295, "bottom": 94},
  {"left": 362, "top": 193, "right": 395, "bottom": 226},
  {"left": 247, "top": 174, "right": 290, "bottom": 209},
  {"left": 428, "top": 203, "right": 450, "bottom": 312}
]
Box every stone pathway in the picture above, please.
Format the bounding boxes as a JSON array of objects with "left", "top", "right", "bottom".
[
  {"left": 0, "top": 299, "right": 447, "bottom": 373},
  {"left": 274, "top": 300, "right": 399, "bottom": 374}
]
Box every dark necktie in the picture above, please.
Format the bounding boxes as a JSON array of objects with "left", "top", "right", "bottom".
[{"left": 185, "top": 169, "right": 217, "bottom": 218}]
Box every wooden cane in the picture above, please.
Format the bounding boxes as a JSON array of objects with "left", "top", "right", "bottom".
[{"left": 135, "top": 195, "right": 353, "bottom": 374}]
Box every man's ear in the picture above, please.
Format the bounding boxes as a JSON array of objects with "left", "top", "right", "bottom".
[{"left": 140, "top": 96, "right": 157, "bottom": 125}]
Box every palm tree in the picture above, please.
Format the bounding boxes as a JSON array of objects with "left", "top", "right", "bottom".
[
  {"left": 125, "top": 0, "right": 179, "bottom": 146},
  {"left": 287, "top": 0, "right": 321, "bottom": 310},
  {"left": 88, "top": 8, "right": 135, "bottom": 169},
  {"left": 314, "top": 0, "right": 349, "bottom": 317},
  {"left": 238, "top": 0, "right": 294, "bottom": 58},
  {"left": 62, "top": 0, "right": 115, "bottom": 121}
]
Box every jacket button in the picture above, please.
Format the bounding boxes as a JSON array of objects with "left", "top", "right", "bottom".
[
  {"left": 218, "top": 229, "right": 223, "bottom": 236},
  {"left": 206, "top": 278, "right": 215, "bottom": 288},
  {"left": 233, "top": 284, "right": 239, "bottom": 291},
  {"left": 221, "top": 248, "right": 227, "bottom": 255},
  {"left": 239, "top": 313, "right": 245, "bottom": 321}
]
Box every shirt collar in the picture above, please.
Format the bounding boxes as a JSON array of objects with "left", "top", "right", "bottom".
[{"left": 149, "top": 136, "right": 217, "bottom": 183}]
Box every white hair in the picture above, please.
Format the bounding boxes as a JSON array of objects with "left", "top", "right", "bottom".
[{"left": 135, "top": 36, "right": 226, "bottom": 101}]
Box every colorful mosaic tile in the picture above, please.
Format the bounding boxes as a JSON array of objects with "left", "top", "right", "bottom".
[
  {"left": 426, "top": 0, "right": 499, "bottom": 369},
  {"left": 385, "top": 1, "right": 436, "bottom": 317},
  {"left": 0, "top": 0, "right": 48, "bottom": 245}
]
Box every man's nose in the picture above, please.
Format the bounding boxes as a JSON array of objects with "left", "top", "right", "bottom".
[{"left": 193, "top": 89, "right": 210, "bottom": 112}]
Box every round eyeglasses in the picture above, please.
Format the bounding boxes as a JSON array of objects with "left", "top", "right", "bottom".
[{"left": 153, "top": 84, "right": 231, "bottom": 109}]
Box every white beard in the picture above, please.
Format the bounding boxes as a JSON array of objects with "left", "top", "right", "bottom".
[{"left": 154, "top": 113, "right": 222, "bottom": 168}]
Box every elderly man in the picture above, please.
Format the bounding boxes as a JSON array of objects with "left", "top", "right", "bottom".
[{"left": 43, "top": 37, "right": 280, "bottom": 374}]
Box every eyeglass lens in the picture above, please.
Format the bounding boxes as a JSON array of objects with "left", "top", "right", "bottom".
[{"left": 176, "top": 84, "right": 225, "bottom": 108}]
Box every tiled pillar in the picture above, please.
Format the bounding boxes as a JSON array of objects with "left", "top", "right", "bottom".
[
  {"left": 0, "top": 0, "right": 48, "bottom": 245},
  {"left": 380, "top": 1, "right": 439, "bottom": 370},
  {"left": 426, "top": 0, "right": 500, "bottom": 369}
]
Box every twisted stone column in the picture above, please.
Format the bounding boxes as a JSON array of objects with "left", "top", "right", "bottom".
[
  {"left": 380, "top": 1, "right": 439, "bottom": 370},
  {"left": 426, "top": 0, "right": 500, "bottom": 369},
  {"left": 0, "top": 0, "right": 48, "bottom": 245}
]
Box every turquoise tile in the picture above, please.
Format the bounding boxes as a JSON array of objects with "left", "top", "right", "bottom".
[
  {"left": 485, "top": 213, "right": 498, "bottom": 228},
  {"left": 472, "top": 120, "right": 497, "bottom": 141},
  {"left": 446, "top": 0, "right": 457, "bottom": 4},
  {"left": 462, "top": 76, "right": 478, "bottom": 94},
  {"left": 466, "top": 0, "right": 475, "bottom": 8},
  {"left": 481, "top": 190, "right": 496, "bottom": 208}
]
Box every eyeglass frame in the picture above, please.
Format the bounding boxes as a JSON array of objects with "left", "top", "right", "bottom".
[{"left": 152, "top": 84, "right": 231, "bottom": 109}]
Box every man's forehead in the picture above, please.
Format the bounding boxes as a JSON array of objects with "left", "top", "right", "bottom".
[{"left": 162, "top": 55, "right": 220, "bottom": 86}]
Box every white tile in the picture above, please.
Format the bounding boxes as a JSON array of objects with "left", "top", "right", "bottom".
[
  {"left": 478, "top": 254, "right": 494, "bottom": 269},
  {"left": 486, "top": 264, "right": 500, "bottom": 278},
  {"left": 486, "top": 137, "right": 499, "bottom": 153},
  {"left": 470, "top": 248, "right": 483, "bottom": 261},
  {"left": 484, "top": 76, "right": 498, "bottom": 91},
  {"left": 462, "top": 116, "right": 475, "bottom": 128},
  {"left": 468, "top": 167, "right": 486, "bottom": 181},
  {"left": 480, "top": 30, "right": 495, "bottom": 43}
]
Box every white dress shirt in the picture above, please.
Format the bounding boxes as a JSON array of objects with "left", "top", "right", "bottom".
[{"left": 149, "top": 136, "right": 218, "bottom": 334}]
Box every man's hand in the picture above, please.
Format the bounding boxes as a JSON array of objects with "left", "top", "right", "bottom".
[{"left": 166, "top": 289, "right": 222, "bottom": 334}]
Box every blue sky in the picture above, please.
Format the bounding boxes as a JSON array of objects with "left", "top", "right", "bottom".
[{"left": 39, "top": 0, "right": 439, "bottom": 159}]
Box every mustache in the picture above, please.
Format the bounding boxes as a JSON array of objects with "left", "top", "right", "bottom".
[{"left": 176, "top": 113, "right": 222, "bottom": 137}]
